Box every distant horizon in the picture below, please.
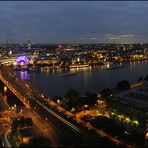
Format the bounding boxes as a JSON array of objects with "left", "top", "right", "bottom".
[{"left": 1, "top": 42, "right": 148, "bottom": 45}]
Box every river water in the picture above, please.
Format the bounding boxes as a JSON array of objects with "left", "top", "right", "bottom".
[{"left": 16, "top": 61, "right": 148, "bottom": 97}]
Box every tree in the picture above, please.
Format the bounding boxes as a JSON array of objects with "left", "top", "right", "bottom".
[
  {"left": 11, "top": 117, "right": 33, "bottom": 132},
  {"left": 19, "top": 117, "right": 26, "bottom": 128},
  {"left": 11, "top": 118, "right": 20, "bottom": 132},
  {"left": 25, "top": 118, "right": 33, "bottom": 128},
  {"left": 51, "top": 95, "right": 62, "bottom": 101},
  {"left": 65, "top": 89, "right": 79, "bottom": 110},
  {"left": 85, "top": 92, "right": 98, "bottom": 105},
  {"left": 138, "top": 77, "right": 143, "bottom": 82},
  {"left": 130, "top": 130, "right": 146, "bottom": 145},
  {"left": 65, "top": 89, "right": 79, "bottom": 100},
  {"left": 85, "top": 92, "right": 97, "bottom": 99},
  {"left": 116, "top": 80, "right": 130, "bottom": 91},
  {"left": 101, "top": 88, "right": 112, "bottom": 98},
  {"left": 144, "top": 75, "right": 148, "bottom": 81}
]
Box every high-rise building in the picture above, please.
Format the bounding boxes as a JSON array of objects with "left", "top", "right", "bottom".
[{"left": 27, "top": 39, "right": 31, "bottom": 50}]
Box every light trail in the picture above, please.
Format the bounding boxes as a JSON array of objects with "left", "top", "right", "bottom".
[{"left": 36, "top": 100, "right": 80, "bottom": 133}]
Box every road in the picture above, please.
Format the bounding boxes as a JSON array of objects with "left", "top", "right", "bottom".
[
  {"left": 21, "top": 108, "right": 59, "bottom": 147},
  {"left": 4, "top": 130, "right": 11, "bottom": 148},
  {"left": 0, "top": 93, "right": 9, "bottom": 112}
]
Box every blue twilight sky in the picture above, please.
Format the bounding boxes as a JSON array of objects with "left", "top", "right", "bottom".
[{"left": 0, "top": 1, "right": 148, "bottom": 44}]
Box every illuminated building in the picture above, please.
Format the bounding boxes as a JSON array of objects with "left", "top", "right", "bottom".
[{"left": 16, "top": 56, "right": 30, "bottom": 66}]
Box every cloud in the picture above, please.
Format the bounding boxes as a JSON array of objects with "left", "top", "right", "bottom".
[
  {"left": 106, "top": 34, "right": 135, "bottom": 40},
  {"left": 79, "top": 35, "right": 100, "bottom": 40},
  {"left": 120, "top": 35, "right": 135, "bottom": 37},
  {"left": 0, "top": 2, "right": 147, "bottom": 43}
]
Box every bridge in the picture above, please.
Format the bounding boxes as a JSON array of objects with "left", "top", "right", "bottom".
[{"left": 0, "top": 65, "right": 131, "bottom": 147}]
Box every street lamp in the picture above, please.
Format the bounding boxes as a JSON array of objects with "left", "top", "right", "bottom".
[{"left": 4, "top": 86, "right": 7, "bottom": 93}]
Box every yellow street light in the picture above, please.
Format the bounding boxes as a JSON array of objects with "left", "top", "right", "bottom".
[{"left": 4, "top": 86, "right": 7, "bottom": 93}]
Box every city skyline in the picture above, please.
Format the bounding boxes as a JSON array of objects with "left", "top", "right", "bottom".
[{"left": 0, "top": 1, "right": 148, "bottom": 44}]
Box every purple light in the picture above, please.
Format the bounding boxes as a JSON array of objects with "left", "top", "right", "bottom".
[{"left": 16, "top": 56, "right": 30, "bottom": 64}]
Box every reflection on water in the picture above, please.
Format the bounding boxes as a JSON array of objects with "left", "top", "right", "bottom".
[
  {"left": 3, "top": 95, "right": 8, "bottom": 106},
  {"left": 69, "top": 66, "right": 92, "bottom": 73},
  {"left": 16, "top": 71, "right": 30, "bottom": 80},
  {"left": 16, "top": 61, "right": 148, "bottom": 97},
  {"left": 106, "top": 63, "right": 110, "bottom": 68}
]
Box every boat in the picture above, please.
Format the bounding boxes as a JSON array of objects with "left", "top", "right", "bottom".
[
  {"left": 29, "top": 67, "right": 40, "bottom": 72},
  {"left": 68, "top": 64, "right": 89, "bottom": 68},
  {"left": 56, "top": 72, "right": 77, "bottom": 77}
]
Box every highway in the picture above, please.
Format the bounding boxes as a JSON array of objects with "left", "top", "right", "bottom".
[
  {"left": 0, "top": 65, "right": 132, "bottom": 147},
  {"left": 4, "top": 130, "right": 11, "bottom": 148},
  {"left": 36, "top": 100, "right": 80, "bottom": 133},
  {"left": 21, "top": 108, "right": 59, "bottom": 147}
]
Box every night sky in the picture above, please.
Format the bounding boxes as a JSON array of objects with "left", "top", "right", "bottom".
[{"left": 0, "top": 1, "right": 148, "bottom": 44}]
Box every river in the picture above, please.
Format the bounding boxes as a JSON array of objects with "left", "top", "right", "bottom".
[{"left": 15, "top": 61, "right": 148, "bottom": 97}]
